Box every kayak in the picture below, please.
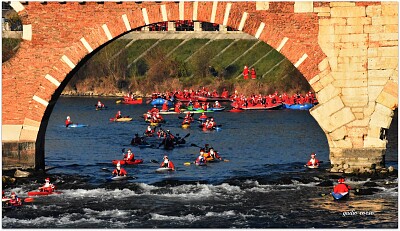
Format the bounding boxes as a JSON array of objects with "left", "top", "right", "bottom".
[
  {"left": 150, "top": 122, "right": 159, "bottom": 126},
  {"left": 195, "top": 161, "right": 207, "bottom": 166},
  {"left": 240, "top": 103, "right": 283, "bottom": 110},
  {"left": 159, "top": 111, "right": 180, "bottom": 115},
  {"left": 196, "top": 96, "right": 232, "bottom": 102},
  {"left": 120, "top": 98, "right": 143, "bottom": 105},
  {"left": 206, "top": 157, "right": 220, "bottom": 162},
  {"left": 150, "top": 98, "right": 174, "bottom": 106},
  {"left": 110, "top": 117, "right": 133, "bottom": 122},
  {"left": 331, "top": 192, "right": 349, "bottom": 200},
  {"left": 228, "top": 108, "right": 244, "bottom": 112},
  {"left": 107, "top": 175, "right": 128, "bottom": 181},
  {"left": 188, "top": 110, "right": 214, "bottom": 114},
  {"left": 306, "top": 165, "right": 319, "bottom": 169},
  {"left": 95, "top": 107, "right": 107, "bottom": 111},
  {"left": 182, "top": 124, "right": 190, "bottom": 129},
  {"left": 208, "top": 107, "right": 225, "bottom": 111},
  {"left": 283, "top": 103, "right": 314, "bottom": 110},
  {"left": 112, "top": 159, "right": 144, "bottom": 165},
  {"left": 67, "top": 124, "right": 88, "bottom": 128},
  {"left": 27, "top": 191, "right": 61, "bottom": 197},
  {"left": 155, "top": 167, "right": 175, "bottom": 173}
]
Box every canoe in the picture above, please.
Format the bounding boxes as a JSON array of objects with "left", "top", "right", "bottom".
[
  {"left": 331, "top": 192, "right": 349, "bottom": 200},
  {"left": 155, "top": 167, "right": 174, "bottom": 173},
  {"left": 67, "top": 124, "right": 88, "bottom": 128},
  {"left": 107, "top": 175, "right": 128, "bottom": 181},
  {"left": 283, "top": 103, "right": 314, "bottom": 110},
  {"left": 27, "top": 191, "right": 61, "bottom": 197},
  {"left": 110, "top": 117, "right": 133, "bottom": 122},
  {"left": 120, "top": 98, "right": 143, "bottom": 105},
  {"left": 182, "top": 124, "right": 190, "bottom": 129},
  {"left": 208, "top": 107, "right": 225, "bottom": 111},
  {"left": 150, "top": 98, "right": 174, "bottom": 106},
  {"left": 241, "top": 103, "right": 282, "bottom": 110},
  {"left": 112, "top": 159, "right": 144, "bottom": 165}
]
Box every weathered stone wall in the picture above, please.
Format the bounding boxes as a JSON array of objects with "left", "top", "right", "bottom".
[
  {"left": 2, "top": 1, "right": 398, "bottom": 172},
  {"left": 309, "top": 1, "right": 398, "bottom": 173}
]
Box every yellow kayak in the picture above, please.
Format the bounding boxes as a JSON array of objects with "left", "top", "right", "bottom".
[
  {"left": 150, "top": 122, "right": 159, "bottom": 126},
  {"left": 182, "top": 124, "right": 190, "bottom": 129},
  {"left": 110, "top": 117, "right": 133, "bottom": 122}
]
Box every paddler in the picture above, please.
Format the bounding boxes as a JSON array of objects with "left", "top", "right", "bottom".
[
  {"left": 144, "top": 125, "right": 154, "bottom": 136},
  {"left": 333, "top": 177, "right": 351, "bottom": 194},
  {"left": 160, "top": 155, "right": 175, "bottom": 170},
  {"left": 149, "top": 105, "right": 159, "bottom": 114},
  {"left": 96, "top": 100, "right": 105, "bottom": 109},
  {"left": 123, "top": 149, "right": 135, "bottom": 161},
  {"left": 306, "top": 152, "right": 320, "bottom": 167},
  {"left": 195, "top": 149, "right": 207, "bottom": 164},
  {"left": 199, "top": 112, "right": 208, "bottom": 120},
  {"left": 115, "top": 110, "right": 122, "bottom": 119},
  {"left": 206, "top": 117, "right": 216, "bottom": 129},
  {"left": 161, "top": 101, "right": 169, "bottom": 111},
  {"left": 7, "top": 192, "right": 22, "bottom": 207},
  {"left": 209, "top": 148, "right": 222, "bottom": 160},
  {"left": 65, "top": 116, "right": 73, "bottom": 127},
  {"left": 112, "top": 162, "right": 127, "bottom": 176},
  {"left": 39, "top": 177, "right": 56, "bottom": 192}
]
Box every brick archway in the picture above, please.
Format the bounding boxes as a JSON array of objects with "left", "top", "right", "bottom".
[{"left": 3, "top": 1, "right": 398, "bottom": 173}]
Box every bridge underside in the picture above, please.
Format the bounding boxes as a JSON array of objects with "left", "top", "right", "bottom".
[{"left": 2, "top": 1, "right": 398, "bottom": 173}]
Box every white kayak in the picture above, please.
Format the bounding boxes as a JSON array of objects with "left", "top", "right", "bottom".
[
  {"left": 107, "top": 175, "right": 128, "bottom": 181},
  {"left": 306, "top": 165, "right": 319, "bottom": 169},
  {"left": 155, "top": 167, "right": 174, "bottom": 173}
]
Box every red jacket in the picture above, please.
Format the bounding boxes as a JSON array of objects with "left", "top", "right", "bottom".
[
  {"left": 160, "top": 160, "right": 175, "bottom": 169},
  {"left": 112, "top": 168, "right": 127, "bottom": 176},
  {"left": 251, "top": 69, "right": 256, "bottom": 79},
  {"left": 334, "top": 183, "right": 350, "bottom": 194},
  {"left": 65, "top": 119, "right": 72, "bottom": 127},
  {"left": 124, "top": 153, "right": 134, "bottom": 161},
  {"left": 307, "top": 158, "right": 320, "bottom": 166}
]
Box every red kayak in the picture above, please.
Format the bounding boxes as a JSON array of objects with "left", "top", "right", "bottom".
[
  {"left": 121, "top": 97, "right": 143, "bottom": 105},
  {"left": 27, "top": 191, "right": 61, "bottom": 197},
  {"left": 228, "top": 108, "right": 244, "bottom": 112},
  {"left": 112, "top": 159, "right": 144, "bottom": 165}
]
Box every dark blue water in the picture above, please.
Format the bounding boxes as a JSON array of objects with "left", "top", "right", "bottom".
[{"left": 2, "top": 96, "right": 397, "bottom": 228}]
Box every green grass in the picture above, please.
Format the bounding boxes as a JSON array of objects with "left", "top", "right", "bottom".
[
  {"left": 171, "top": 39, "right": 210, "bottom": 62},
  {"left": 199, "top": 39, "right": 234, "bottom": 58},
  {"left": 212, "top": 40, "right": 257, "bottom": 69},
  {"left": 124, "top": 39, "right": 159, "bottom": 64}
]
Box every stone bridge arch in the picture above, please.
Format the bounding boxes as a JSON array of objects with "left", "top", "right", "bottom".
[{"left": 2, "top": 1, "right": 398, "bottom": 173}]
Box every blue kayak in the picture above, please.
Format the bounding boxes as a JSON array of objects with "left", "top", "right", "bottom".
[
  {"left": 283, "top": 103, "right": 314, "bottom": 110},
  {"left": 150, "top": 98, "right": 174, "bottom": 107},
  {"left": 208, "top": 107, "right": 225, "bottom": 111},
  {"left": 332, "top": 192, "right": 349, "bottom": 200},
  {"left": 66, "top": 124, "right": 88, "bottom": 128}
]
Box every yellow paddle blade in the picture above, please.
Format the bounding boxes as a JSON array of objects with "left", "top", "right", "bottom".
[
  {"left": 223, "top": 159, "right": 230, "bottom": 162},
  {"left": 116, "top": 100, "right": 121, "bottom": 104},
  {"left": 184, "top": 162, "right": 191, "bottom": 166}
]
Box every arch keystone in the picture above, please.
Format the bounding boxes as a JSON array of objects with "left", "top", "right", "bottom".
[
  {"left": 142, "top": 8, "right": 150, "bottom": 25},
  {"left": 80, "top": 37, "right": 93, "bottom": 53},
  {"left": 101, "top": 24, "right": 113, "bottom": 40},
  {"left": 210, "top": 1, "right": 218, "bottom": 23},
  {"left": 32, "top": 95, "right": 49, "bottom": 107},
  {"left": 10, "top": 2, "right": 25, "bottom": 12},
  {"left": 22, "top": 24, "right": 32, "bottom": 41},
  {"left": 161, "top": 5, "right": 168, "bottom": 21},
  {"left": 222, "top": 3, "right": 232, "bottom": 26},
  {"left": 122, "top": 14, "right": 131, "bottom": 31},
  {"left": 193, "top": 1, "right": 198, "bottom": 21},
  {"left": 45, "top": 74, "right": 61, "bottom": 87},
  {"left": 238, "top": 12, "right": 248, "bottom": 31},
  {"left": 255, "top": 22, "right": 265, "bottom": 39},
  {"left": 61, "top": 55, "right": 76, "bottom": 69},
  {"left": 179, "top": 1, "right": 184, "bottom": 20},
  {"left": 294, "top": 53, "right": 308, "bottom": 68},
  {"left": 276, "top": 37, "right": 289, "bottom": 52}
]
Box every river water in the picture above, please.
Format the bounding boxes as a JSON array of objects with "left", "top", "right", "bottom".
[{"left": 2, "top": 96, "right": 398, "bottom": 228}]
